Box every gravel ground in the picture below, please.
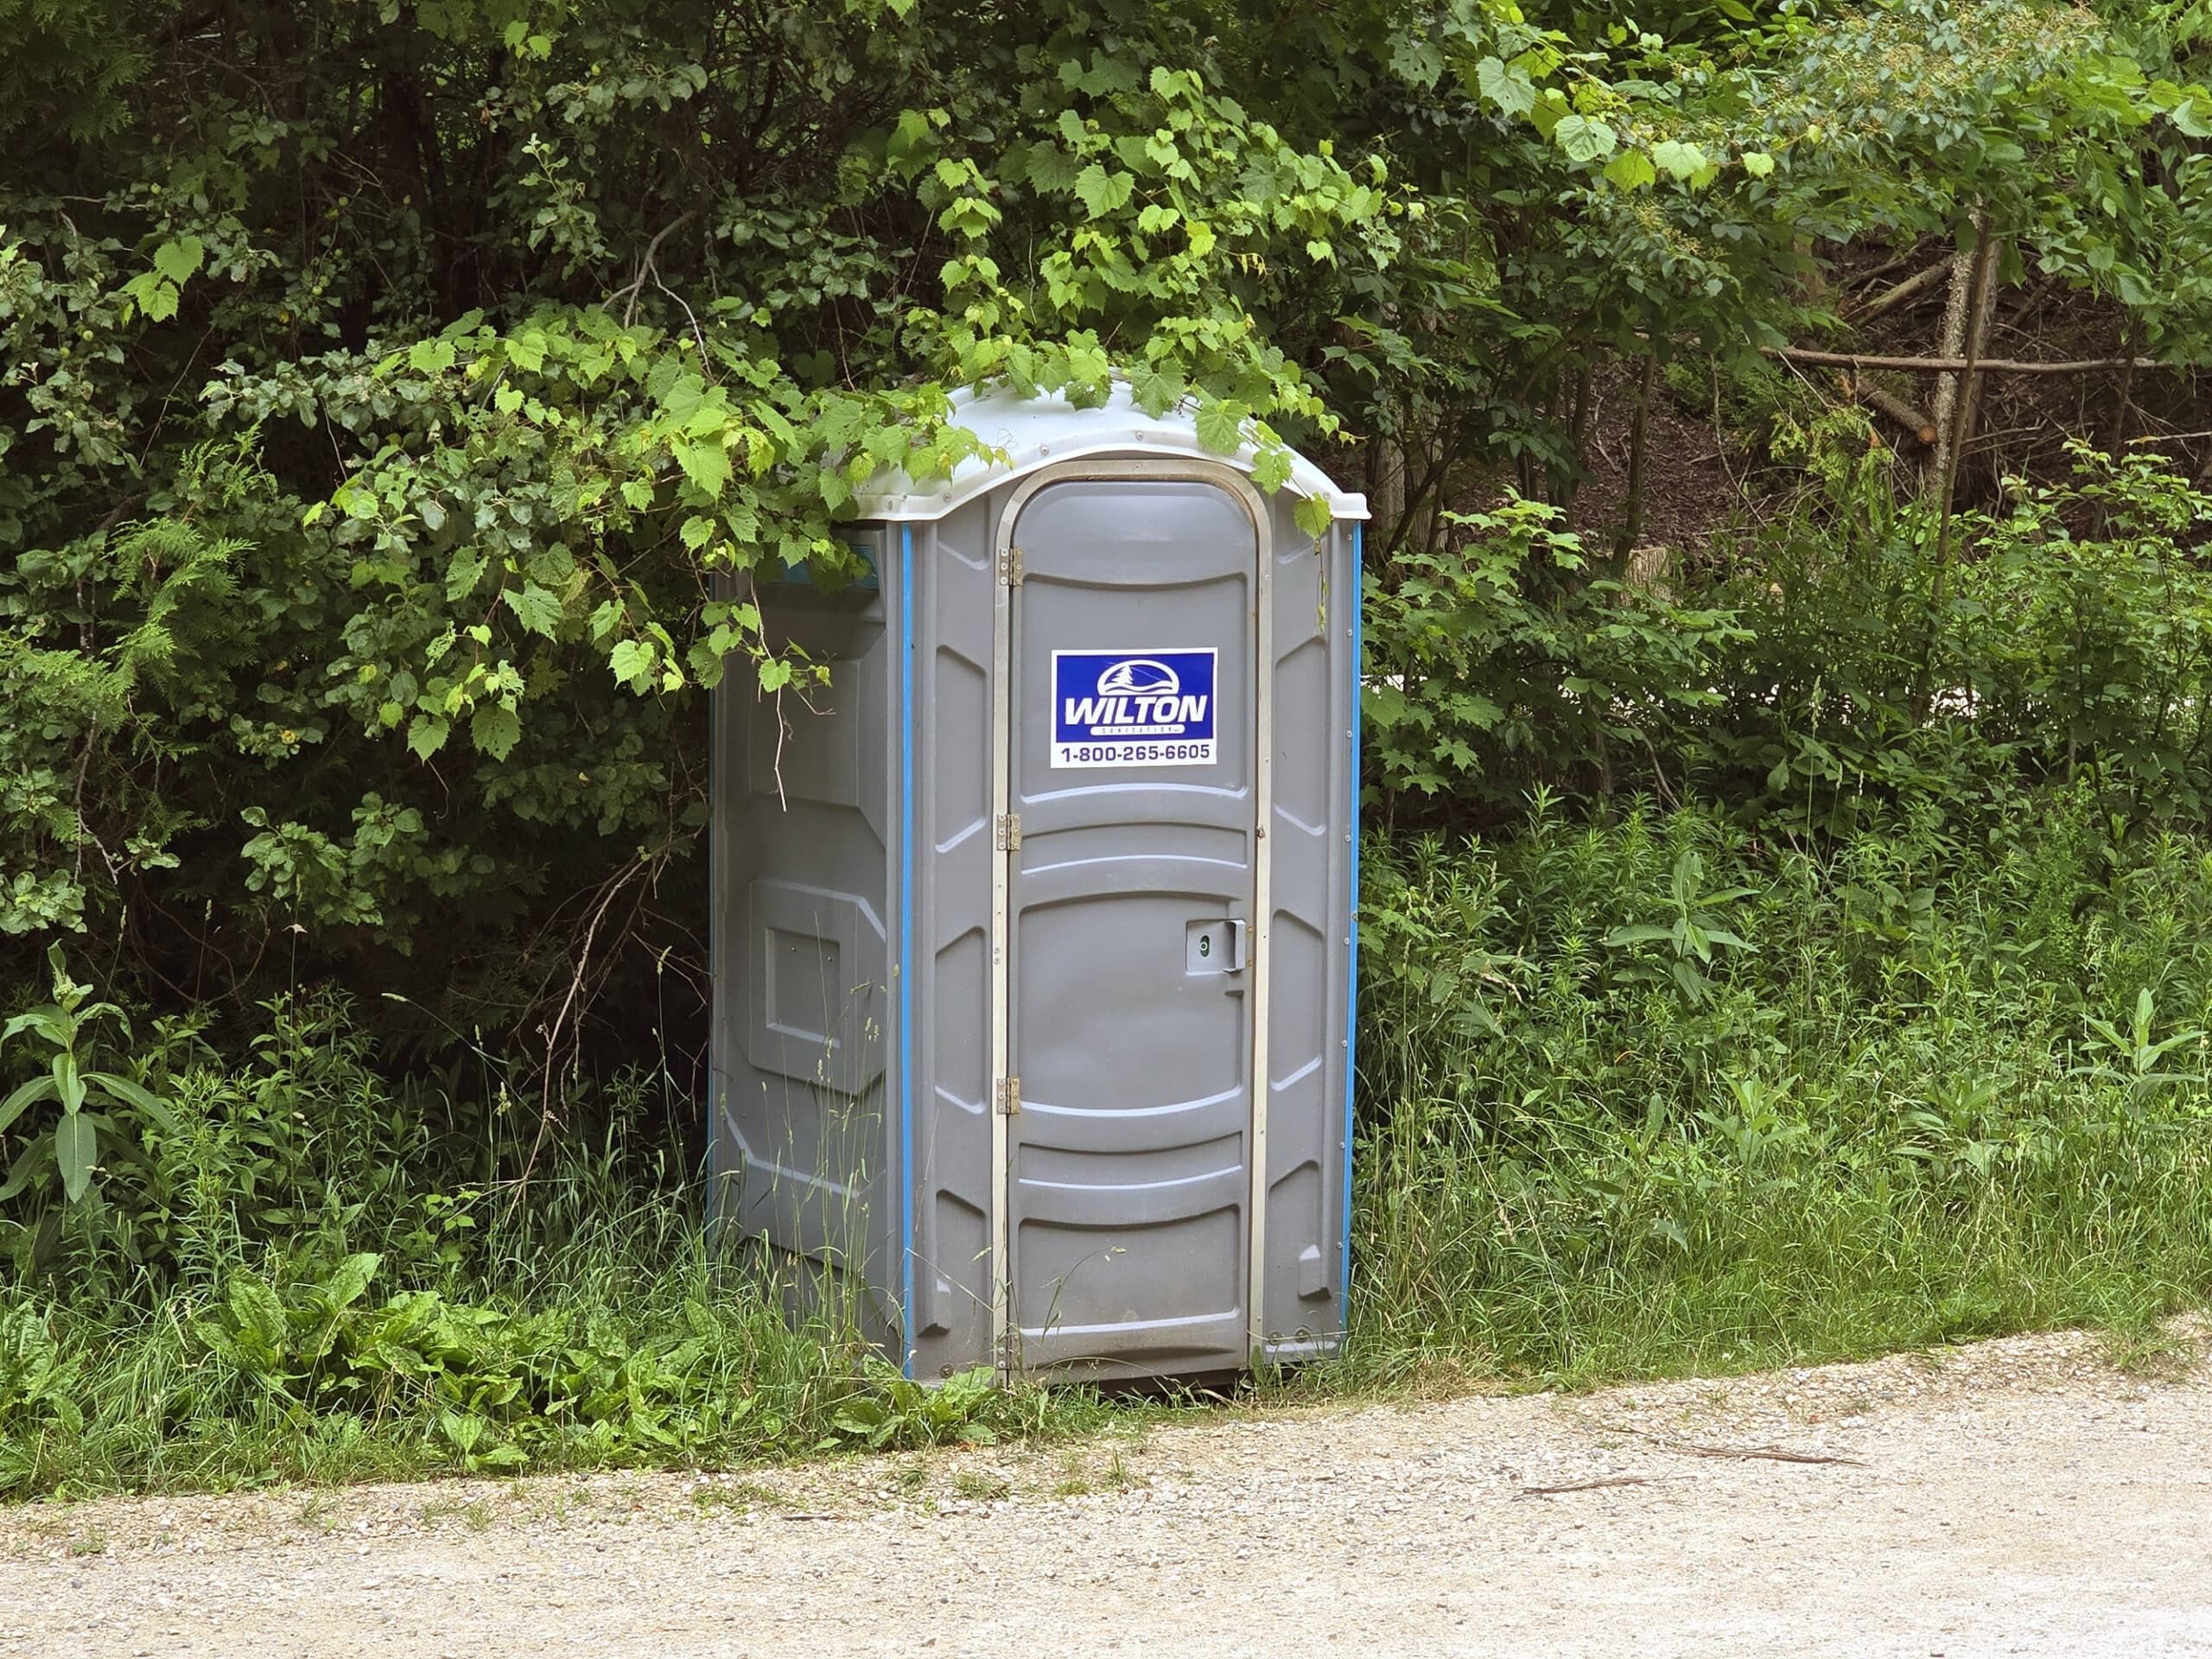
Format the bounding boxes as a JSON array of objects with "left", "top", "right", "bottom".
[{"left": 3, "top": 1323, "right": 2209, "bottom": 1658}]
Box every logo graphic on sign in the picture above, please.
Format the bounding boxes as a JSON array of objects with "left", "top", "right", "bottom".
[{"left": 1051, "top": 648, "right": 1218, "bottom": 769}]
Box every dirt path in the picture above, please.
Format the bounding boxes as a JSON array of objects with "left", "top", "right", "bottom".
[{"left": 4, "top": 1325, "right": 2210, "bottom": 1658}]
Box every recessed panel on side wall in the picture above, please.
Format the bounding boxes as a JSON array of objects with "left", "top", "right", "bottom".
[
  {"left": 1262, "top": 510, "right": 1353, "bottom": 1357},
  {"left": 712, "top": 561, "right": 899, "bottom": 1351},
  {"left": 910, "top": 506, "right": 998, "bottom": 1378}
]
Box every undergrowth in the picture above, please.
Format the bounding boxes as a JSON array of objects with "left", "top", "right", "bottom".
[
  {"left": 1347, "top": 790, "right": 2212, "bottom": 1388},
  {"left": 0, "top": 999, "right": 1119, "bottom": 1497},
  {"left": 7, "top": 791, "right": 2212, "bottom": 1496}
]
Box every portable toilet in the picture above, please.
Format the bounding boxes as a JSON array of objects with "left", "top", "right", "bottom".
[{"left": 709, "top": 381, "right": 1365, "bottom": 1382}]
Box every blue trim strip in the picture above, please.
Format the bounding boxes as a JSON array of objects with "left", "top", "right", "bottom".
[
  {"left": 706, "top": 635, "right": 721, "bottom": 1230},
  {"left": 1340, "top": 521, "right": 1362, "bottom": 1348},
  {"left": 898, "top": 524, "right": 918, "bottom": 1378}
]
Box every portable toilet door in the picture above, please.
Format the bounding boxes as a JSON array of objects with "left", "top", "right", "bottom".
[{"left": 712, "top": 381, "right": 1366, "bottom": 1383}]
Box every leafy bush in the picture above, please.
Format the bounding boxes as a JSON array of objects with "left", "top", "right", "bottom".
[{"left": 1360, "top": 498, "right": 1745, "bottom": 817}]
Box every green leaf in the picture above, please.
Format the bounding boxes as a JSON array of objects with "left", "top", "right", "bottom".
[
  {"left": 83, "top": 1071, "right": 177, "bottom": 1134},
  {"left": 1293, "top": 493, "right": 1334, "bottom": 540},
  {"left": 408, "top": 339, "right": 457, "bottom": 375},
  {"left": 672, "top": 437, "right": 732, "bottom": 499},
  {"left": 506, "top": 330, "right": 547, "bottom": 373},
  {"left": 1554, "top": 115, "right": 1617, "bottom": 164},
  {"left": 152, "top": 235, "right": 206, "bottom": 284},
  {"left": 444, "top": 550, "right": 489, "bottom": 603},
  {"left": 2170, "top": 97, "right": 2212, "bottom": 138},
  {"left": 1072, "top": 163, "right": 1135, "bottom": 219},
  {"left": 406, "top": 714, "right": 450, "bottom": 761},
  {"left": 1740, "top": 150, "right": 1776, "bottom": 179},
  {"left": 0, "top": 1142, "right": 48, "bottom": 1205},
  {"left": 1192, "top": 398, "right": 1246, "bottom": 454},
  {"left": 502, "top": 583, "right": 563, "bottom": 639},
  {"left": 470, "top": 703, "right": 523, "bottom": 760},
  {"left": 54, "top": 1114, "right": 95, "bottom": 1205},
  {"left": 608, "top": 639, "right": 655, "bottom": 690},
  {"left": 1651, "top": 139, "right": 1707, "bottom": 180},
  {"left": 121, "top": 267, "right": 175, "bottom": 321},
  {"left": 53, "top": 1052, "right": 85, "bottom": 1115},
  {"left": 660, "top": 372, "right": 708, "bottom": 419},
  {"left": 228, "top": 1271, "right": 290, "bottom": 1351},
  {"left": 1473, "top": 56, "right": 1536, "bottom": 119},
  {"left": 1604, "top": 151, "right": 1657, "bottom": 192},
  {"left": 1363, "top": 682, "right": 1408, "bottom": 728},
  {"left": 1026, "top": 143, "right": 1080, "bottom": 193},
  {"left": 834, "top": 1399, "right": 890, "bottom": 1434},
  {"left": 0, "top": 1074, "right": 57, "bottom": 1137},
  {"left": 321, "top": 1252, "right": 382, "bottom": 1312},
  {"left": 1389, "top": 36, "right": 1444, "bottom": 87}
]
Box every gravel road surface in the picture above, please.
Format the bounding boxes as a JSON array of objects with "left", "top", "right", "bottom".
[{"left": 4, "top": 1324, "right": 2209, "bottom": 1658}]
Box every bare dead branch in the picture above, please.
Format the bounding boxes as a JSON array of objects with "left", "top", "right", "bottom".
[
  {"left": 1658, "top": 1440, "right": 1867, "bottom": 1467},
  {"left": 1848, "top": 259, "right": 1954, "bottom": 322},
  {"left": 1849, "top": 380, "right": 1938, "bottom": 446},
  {"left": 1772, "top": 347, "right": 2162, "bottom": 376},
  {"left": 610, "top": 213, "right": 696, "bottom": 328}
]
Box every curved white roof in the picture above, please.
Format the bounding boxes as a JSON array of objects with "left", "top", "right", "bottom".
[{"left": 853, "top": 381, "right": 1370, "bottom": 522}]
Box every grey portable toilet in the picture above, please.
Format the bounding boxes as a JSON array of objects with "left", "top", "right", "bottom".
[{"left": 710, "top": 381, "right": 1366, "bottom": 1382}]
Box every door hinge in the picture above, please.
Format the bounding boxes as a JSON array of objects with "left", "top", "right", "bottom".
[
  {"left": 994, "top": 813, "right": 1022, "bottom": 851},
  {"left": 995, "top": 1075, "right": 1022, "bottom": 1115},
  {"left": 997, "top": 544, "right": 1024, "bottom": 586}
]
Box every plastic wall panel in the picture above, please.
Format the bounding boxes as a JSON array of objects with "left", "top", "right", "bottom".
[
  {"left": 711, "top": 542, "right": 899, "bottom": 1348},
  {"left": 1261, "top": 509, "right": 1355, "bottom": 1357},
  {"left": 908, "top": 504, "right": 998, "bottom": 1379}
]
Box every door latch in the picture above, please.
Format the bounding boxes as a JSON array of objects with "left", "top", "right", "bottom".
[{"left": 1186, "top": 918, "right": 1250, "bottom": 974}]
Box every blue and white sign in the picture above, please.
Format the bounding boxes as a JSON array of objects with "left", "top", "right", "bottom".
[{"left": 1051, "top": 648, "right": 1219, "bottom": 769}]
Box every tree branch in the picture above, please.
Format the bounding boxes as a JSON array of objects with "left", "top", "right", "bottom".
[
  {"left": 1847, "top": 259, "right": 1954, "bottom": 322},
  {"left": 609, "top": 213, "right": 696, "bottom": 328},
  {"left": 1770, "top": 347, "right": 2161, "bottom": 375}
]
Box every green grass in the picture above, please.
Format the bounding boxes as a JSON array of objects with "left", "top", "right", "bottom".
[
  {"left": 1342, "top": 796, "right": 2212, "bottom": 1388},
  {"left": 5, "top": 793, "right": 2211, "bottom": 1497},
  {"left": 0, "top": 1215, "right": 1133, "bottom": 1497}
]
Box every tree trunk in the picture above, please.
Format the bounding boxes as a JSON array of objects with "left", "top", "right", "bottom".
[
  {"left": 1371, "top": 433, "right": 1407, "bottom": 553},
  {"left": 1920, "top": 219, "right": 1999, "bottom": 721},
  {"left": 1612, "top": 353, "right": 1656, "bottom": 570},
  {"left": 1927, "top": 219, "right": 1987, "bottom": 496},
  {"left": 1561, "top": 358, "right": 1597, "bottom": 513},
  {"left": 1952, "top": 239, "right": 2001, "bottom": 492},
  {"left": 2105, "top": 344, "right": 2138, "bottom": 460}
]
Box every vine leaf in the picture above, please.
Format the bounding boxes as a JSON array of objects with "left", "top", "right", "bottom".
[
  {"left": 470, "top": 703, "right": 523, "bottom": 760},
  {"left": 1073, "top": 163, "right": 1134, "bottom": 218},
  {"left": 502, "top": 583, "right": 563, "bottom": 639}
]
